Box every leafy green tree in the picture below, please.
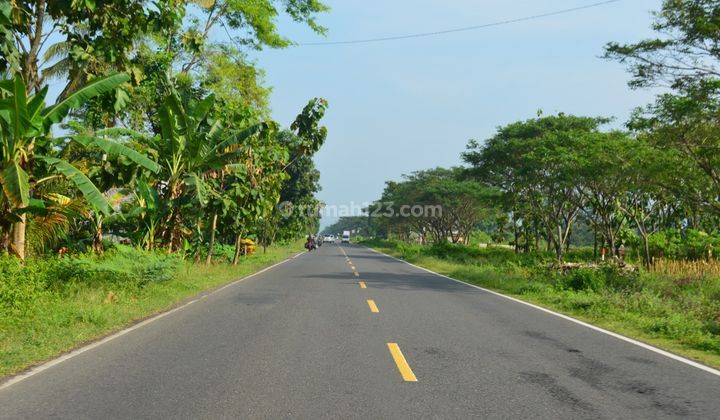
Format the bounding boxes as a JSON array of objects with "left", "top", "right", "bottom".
[
  {"left": 464, "top": 114, "right": 609, "bottom": 262},
  {"left": 629, "top": 82, "right": 720, "bottom": 217},
  {"left": 604, "top": 0, "right": 720, "bottom": 89},
  {"left": 322, "top": 216, "right": 371, "bottom": 237},
  {"left": 178, "top": 0, "right": 329, "bottom": 74},
  {"left": 606, "top": 0, "right": 720, "bottom": 227},
  {"left": 572, "top": 131, "right": 637, "bottom": 256},
  {"left": 371, "top": 167, "right": 496, "bottom": 245},
  {"left": 2, "top": 0, "right": 175, "bottom": 94},
  {"left": 615, "top": 145, "right": 685, "bottom": 267},
  {"left": 275, "top": 131, "right": 322, "bottom": 241}
]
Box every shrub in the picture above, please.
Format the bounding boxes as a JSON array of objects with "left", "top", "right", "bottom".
[
  {"left": 0, "top": 257, "right": 49, "bottom": 311},
  {"left": 647, "top": 229, "right": 720, "bottom": 260}
]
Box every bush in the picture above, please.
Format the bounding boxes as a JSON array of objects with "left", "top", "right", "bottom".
[
  {"left": 0, "top": 246, "right": 179, "bottom": 311},
  {"left": 647, "top": 229, "right": 720, "bottom": 260},
  {"left": 0, "top": 257, "right": 49, "bottom": 311}
]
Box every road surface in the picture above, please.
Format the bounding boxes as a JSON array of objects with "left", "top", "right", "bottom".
[{"left": 1, "top": 243, "right": 719, "bottom": 419}]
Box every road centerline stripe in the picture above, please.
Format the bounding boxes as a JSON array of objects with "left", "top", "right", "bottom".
[
  {"left": 359, "top": 281, "right": 367, "bottom": 289},
  {"left": 387, "top": 343, "right": 417, "bottom": 382},
  {"left": 367, "top": 299, "right": 379, "bottom": 313}
]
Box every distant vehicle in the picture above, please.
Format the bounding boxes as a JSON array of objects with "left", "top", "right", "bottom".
[
  {"left": 342, "top": 231, "right": 350, "bottom": 243},
  {"left": 323, "top": 235, "right": 335, "bottom": 243}
]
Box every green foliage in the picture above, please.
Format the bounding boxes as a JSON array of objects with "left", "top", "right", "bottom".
[
  {"left": 646, "top": 229, "right": 720, "bottom": 260},
  {"left": 463, "top": 114, "right": 614, "bottom": 261},
  {"left": 369, "top": 167, "right": 498, "bottom": 245},
  {"left": 0, "top": 257, "right": 49, "bottom": 312},
  {"left": 0, "top": 246, "right": 179, "bottom": 310},
  {"left": 322, "top": 216, "right": 370, "bottom": 236},
  {"left": 604, "top": 0, "right": 720, "bottom": 89}
]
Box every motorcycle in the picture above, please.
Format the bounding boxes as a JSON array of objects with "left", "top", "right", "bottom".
[{"left": 305, "top": 238, "right": 317, "bottom": 251}]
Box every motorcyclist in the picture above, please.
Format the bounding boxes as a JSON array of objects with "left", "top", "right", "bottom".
[{"left": 305, "top": 234, "right": 316, "bottom": 251}]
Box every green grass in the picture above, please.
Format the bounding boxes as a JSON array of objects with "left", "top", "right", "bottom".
[
  {"left": 0, "top": 242, "right": 302, "bottom": 378},
  {"left": 362, "top": 239, "right": 720, "bottom": 370}
]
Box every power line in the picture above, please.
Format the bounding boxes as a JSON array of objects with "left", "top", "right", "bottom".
[{"left": 296, "top": 0, "right": 622, "bottom": 46}]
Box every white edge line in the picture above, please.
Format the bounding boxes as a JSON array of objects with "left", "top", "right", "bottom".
[
  {"left": 364, "top": 246, "right": 720, "bottom": 378},
  {"left": 0, "top": 251, "right": 305, "bottom": 391}
]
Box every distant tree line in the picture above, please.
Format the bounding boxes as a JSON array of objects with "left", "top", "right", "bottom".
[{"left": 369, "top": 0, "right": 720, "bottom": 267}]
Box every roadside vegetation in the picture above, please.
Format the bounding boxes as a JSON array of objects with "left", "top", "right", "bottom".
[
  {"left": 0, "top": 241, "right": 301, "bottom": 377},
  {"left": 352, "top": 1, "right": 720, "bottom": 369},
  {"left": 0, "top": 1, "right": 329, "bottom": 376}
]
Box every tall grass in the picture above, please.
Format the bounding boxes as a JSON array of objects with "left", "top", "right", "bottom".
[{"left": 650, "top": 258, "right": 720, "bottom": 280}]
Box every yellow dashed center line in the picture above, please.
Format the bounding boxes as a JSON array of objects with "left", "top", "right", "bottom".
[
  {"left": 367, "top": 299, "right": 379, "bottom": 313},
  {"left": 345, "top": 248, "right": 418, "bottom": 383},
  {"left": 387, "top": 343, "right": 418, "bottom": 382}
]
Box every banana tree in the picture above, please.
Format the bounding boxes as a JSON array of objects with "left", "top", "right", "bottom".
[
  {"left": 146, "top": 90, "right": 267, "bottom": 251},
  {"left": 0, "top": 73, "right": 158, "bottom": 258}
]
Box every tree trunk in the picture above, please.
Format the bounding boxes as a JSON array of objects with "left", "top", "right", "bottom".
[
  {"left": 593, "top": 229, "right": 597, "bottom": 260},
  {"left": 642, "top": 233, "right": 651, "bottom": 269},
  {"left": 546, "top": 231, "right": 553, "bottom": 252},
  {"left": 555, "top": 244, "right": 563, "bottom": 263},
  {"left": 556, "top": 226, "right": 564, "bottom": 263},
  {"left": 93, "top": 216, "right": 104, "bottom": 254},
  {"left": 12, "top": 216, "right": 26, "bottom": 260},
  {"left": 232, "top": 233, "right": 243, "bottom": 265},
  {"left": 205, "top": 211, "right": 218, "bottom": 265},
  {"left": 565, "top": 233, "right": 571, "bottom": 252},
  {"left": 1, "top": 229, "right": 10, "bottom": 254}
]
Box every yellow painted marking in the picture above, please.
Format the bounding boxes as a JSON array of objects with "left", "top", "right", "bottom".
[
  {"left": 354, "top": 271, "right": 359, "bottom": 277},
  {"left": 387, "top": 343, "right": 418, "bottom": 382},
  {"left": 367, "top": 299, "right": 379, "bottom": 313},
  {"left": 350, "top": 265, "right": 356, "bottom": 271},
  {"left": 359, "top": 281, "right": 367, "bottom": 289}
]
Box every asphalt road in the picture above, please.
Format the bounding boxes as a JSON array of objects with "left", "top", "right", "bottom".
[{"left": 2, "top": 243, "right": 719, "bottom": 419}]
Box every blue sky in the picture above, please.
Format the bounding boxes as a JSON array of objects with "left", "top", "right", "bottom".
[{"left": 246, "top": 0, "right": 662, "bottom": 227}]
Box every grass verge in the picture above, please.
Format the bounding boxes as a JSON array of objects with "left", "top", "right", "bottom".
[
  {"left": 0, "top": 242, "right": 301, "bottom": 378},
  {"left": 361, "top": 239, "right": 720, "bottom": 370}
]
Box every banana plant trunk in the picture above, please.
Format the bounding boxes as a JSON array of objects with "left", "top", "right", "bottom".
[
  {"left": 93, "top": 215, "right": 104, "bottom": 254},
  {"left": 1, "top": 229, "right": 9, "bottom": 254},
  {"left": 205, "top": 211, "right": 218, "bottom": 265},
  {"left": 12, "top": 216, "right": 26, "bottom": 260}
]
